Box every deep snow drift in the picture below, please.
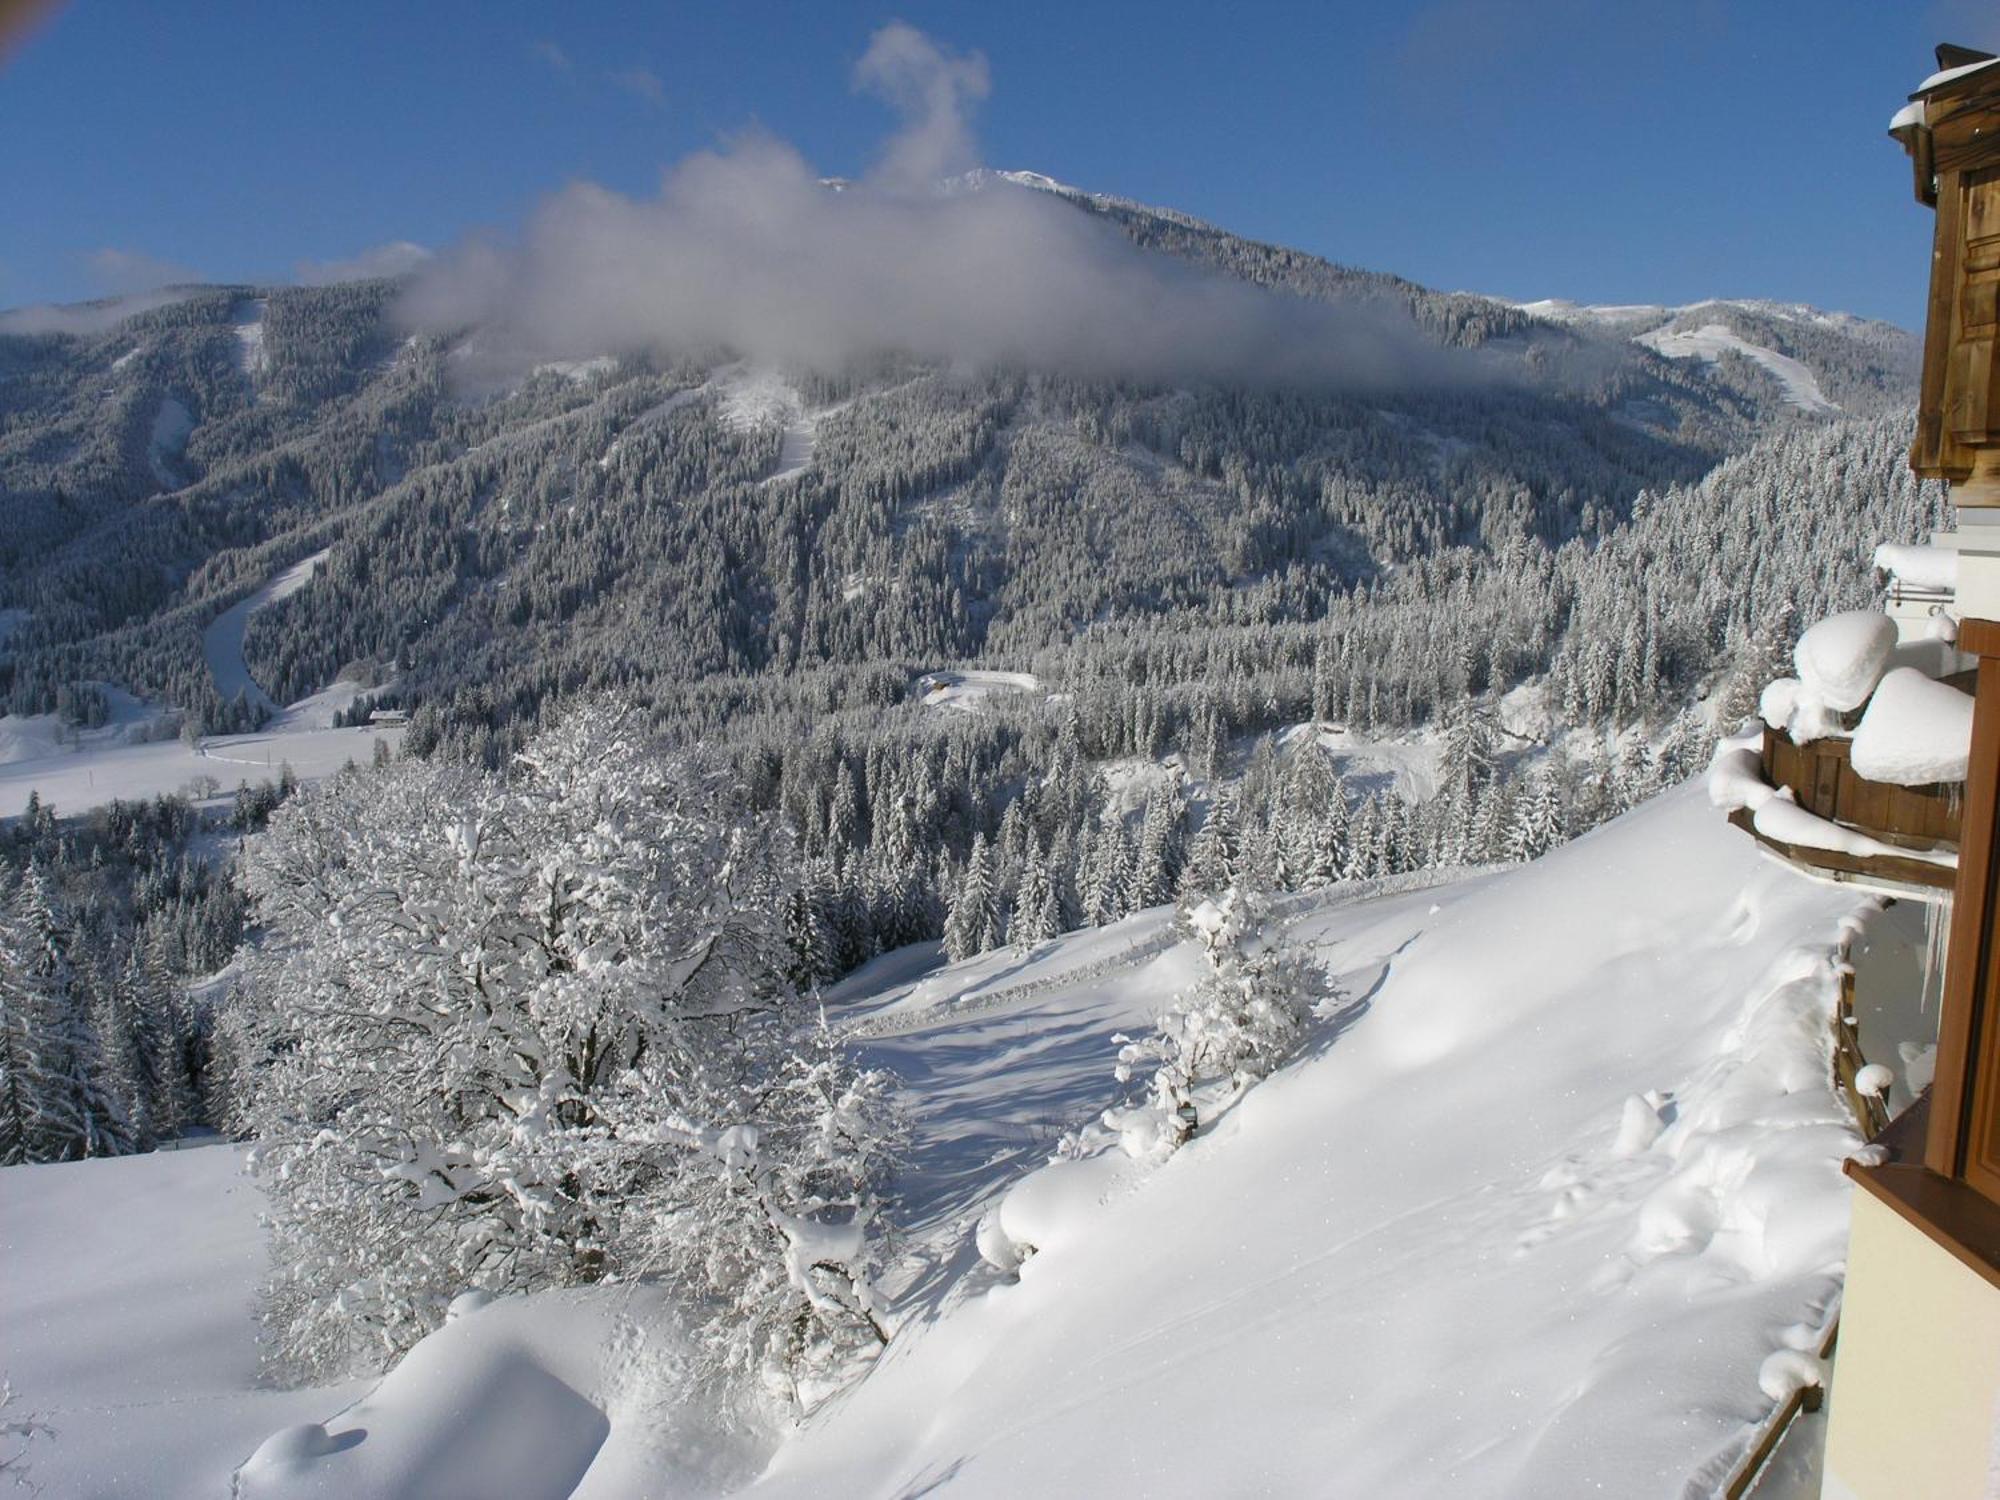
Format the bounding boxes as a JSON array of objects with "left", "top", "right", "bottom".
[
  {"left": 747, "top": 783, "right": 1875, "bottom": 1498},
  {"left": 0, "top": 783, "right": 1886, "bottom": 1497}
]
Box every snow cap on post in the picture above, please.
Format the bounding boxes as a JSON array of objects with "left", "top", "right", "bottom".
[{"left": 1792, "top": 611, "right": 1897, "bottom": 712}]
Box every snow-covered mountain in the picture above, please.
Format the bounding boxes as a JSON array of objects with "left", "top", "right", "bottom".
[
  {"left": 0, "top": 783, "right": 1898, "bottom": 1497},
  {"left": 1508, "top": 296, "right": 1917, "bottom": 417}
]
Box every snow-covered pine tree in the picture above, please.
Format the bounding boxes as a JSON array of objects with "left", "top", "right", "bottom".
[
  {"left": 1009, "top": 842, "right": 1060, "bottom": 950},
  {"left": 943, "top": 833, "right": 997, "bottom": 962},
  {"left": 1506, "top": 762, "right": 1566, "bottom": 862},
  {"left": 1112, "top": 885, "right": 1327, "bottom": 1156},
  {"left": 3, "top": 865, "right": 132, "bottom": 1163},
  {"left": 1126, "top": 787, "right": 1182, "bottom": 911},
  {"left": 1179, "top": 787, "right": 1241, "bottom": 896}
]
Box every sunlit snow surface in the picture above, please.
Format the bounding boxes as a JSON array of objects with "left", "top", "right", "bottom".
[{"left": 0, "top": 785, "right": 1888, "bottom": 1497}]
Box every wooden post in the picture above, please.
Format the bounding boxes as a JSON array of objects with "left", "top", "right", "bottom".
[{"left": 1931, "top": 620, "right": 2000, "bottom": 1192}]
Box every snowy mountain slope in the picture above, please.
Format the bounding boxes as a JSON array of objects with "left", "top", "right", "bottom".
[
  {"left": 0, "top": 1138, "right": 363, "bottom": 1500},
  {"left": 0, "top": 780, "right": 1884, "bottom": 1499},
  {"left": 1511, "top": 296, "right": 1915, "bottom": 418},
  {"left": 747, "top": 784, "right": 1878, "bottom": 1499},
  {"left": 1639, "top": 322, "right": 1839, "bottom": 415}
]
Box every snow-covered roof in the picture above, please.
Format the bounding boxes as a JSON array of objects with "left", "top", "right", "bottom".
[{"left": 1914, "top": 54, "right": 2000, "bottom": 97}]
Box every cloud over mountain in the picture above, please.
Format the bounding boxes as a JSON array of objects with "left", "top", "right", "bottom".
[{"left": 401, "top": 25, "right": 1467, "bottom": 391}]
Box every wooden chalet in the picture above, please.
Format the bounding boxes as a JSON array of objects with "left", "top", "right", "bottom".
[{"left": 1769, "top": 42, "right": 2000, "bottom": 1500}]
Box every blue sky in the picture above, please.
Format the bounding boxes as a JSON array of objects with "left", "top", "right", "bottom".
[{"left": 2, "top": 0, "right": 1994, "bottom": 329}]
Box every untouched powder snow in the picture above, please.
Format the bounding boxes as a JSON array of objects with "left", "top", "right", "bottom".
[
  {"left": 235, "top": 1289, "right": 764, "bottom": 1500},
  {"left": 748, "top": 784, "right": 1881, "bottom": 1498},
  {"left": 1, "top": 785, "right": 1898, "bottom": 1497},
  {"left": 1849, "top": 667, "right": 1974, "bottom": 786},
  {"left": 1637, "top": 323, "right": 1841, "bottom": 415},
  {"left": 0, "top": 1140, "right": 363, "bottom": 1499}
]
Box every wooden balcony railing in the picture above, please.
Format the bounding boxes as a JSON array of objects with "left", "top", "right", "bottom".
[{"left": 1730, "top": 723, "right": 1964, "bottom": 895}]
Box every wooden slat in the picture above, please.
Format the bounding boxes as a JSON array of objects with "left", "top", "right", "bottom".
[{"left": 1756, "top": 725, "right": 1963, "bottom": 851}]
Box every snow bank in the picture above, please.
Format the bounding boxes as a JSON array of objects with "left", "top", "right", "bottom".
[
  {"left": 1873, "top": 541, "right": 1958, "bottom": 594},
  {"left": 1752, "top": 793, "right": 1957, "bottom": 870},
  {"left": 1849, "top": 667, "right": 1973, "bottom": 785},
  {"left": 1793, "top": 611, "right": 1897, "bottom": 712},
  {"left": 749, "top": 786, "right": 1882, "bottom": 1497},
  {"left": 0, "top": 1141, "right": 361, "bottom": 1500},
  {"left": 236, "top": 1288, "right": 762, "bottom": 1500}
]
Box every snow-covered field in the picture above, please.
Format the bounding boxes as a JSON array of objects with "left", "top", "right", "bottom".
[
  {"left": 0, "top": 723, "right": 400, "bottom": 819},
  {"left": 0, "top": 548, "right": 400, "bottom": 818},
  {"left": 0, "top": 781, "right": 1890, "bottom": 1496},
  {"left": 914, "top": 670, "right": 1042, "bottom": 712}
]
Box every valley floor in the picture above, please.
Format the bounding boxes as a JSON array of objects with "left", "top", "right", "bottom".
[{"left": 0, "top": 784, "right": 1893, "bottom": 1497}]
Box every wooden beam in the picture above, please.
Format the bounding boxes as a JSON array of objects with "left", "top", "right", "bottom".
[{"left": 1931, "top": 620, "right": 2000, "bottom": 1180}]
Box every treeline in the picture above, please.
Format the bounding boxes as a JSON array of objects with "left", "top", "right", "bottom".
[{"left": 0, "top": 789, "right": 263, "bottom": 1163}]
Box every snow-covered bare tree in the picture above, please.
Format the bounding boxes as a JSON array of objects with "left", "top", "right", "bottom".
[{"left": 230, "top": 703, "right": 900, "bottom": 1402}]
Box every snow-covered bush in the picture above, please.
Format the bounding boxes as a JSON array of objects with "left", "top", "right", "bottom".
[
  {"left": 228, "top": 704, "right": 900, "bottom": 1405},
  {"left": 1110, "top": 886, "right": 1326, "bottom": 1157}
]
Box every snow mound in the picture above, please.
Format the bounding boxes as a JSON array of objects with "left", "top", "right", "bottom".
[
  {"left": 1639, "top": 322, "right": 1841, "bottom": 415},
  {"left": 1849, "top": 667, "right": 1974, "bottom": 785},
  {"left": 1873, "top": 541, "right": 1958, "bottom": 593},
  {"left": 1793, "top": 610, "right": 1897, "bottom": 712},
  {"left": 1758, "top": 676, "right": 1843, "bottom": 746},
  {"left": 237, "top": 1287, "right": 763, "bottom": 1500}
]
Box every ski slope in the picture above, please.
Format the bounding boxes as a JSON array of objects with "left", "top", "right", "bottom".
[
  {"left": 1637, "top": 323, "right": 1840, "bottom": 416},
  {"left": 0, "top": 784, "right": 1891, "bottom": 1496},
  {"left": 202, "top": 549, "right": 330, "bottom": 718}
]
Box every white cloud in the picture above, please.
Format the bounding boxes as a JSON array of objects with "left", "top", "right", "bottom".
[
  {"left": 84, "top": 246, "right": 200, "bottom": 295},
  {"left": 610, "top": 66, "right": 665, "bottom": 108},
  {"left": 402, "top": 25, "right": 1468, "bottom": 394},
  {"left": 531, "top": 38, "right": 573, "bottom": 75},
  {"left": 295, "top": 240, "right": 434, "bottom": 286}
]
